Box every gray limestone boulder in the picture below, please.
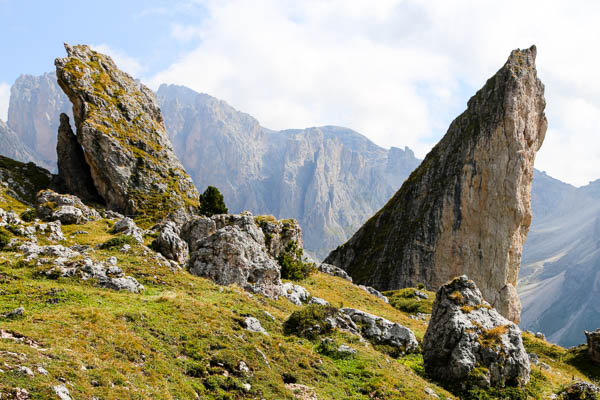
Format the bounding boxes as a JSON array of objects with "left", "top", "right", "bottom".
[
  {"left": 188, "top": 225, "right": 282, "bottom": 298},
  {"left": 558, "top": 381, "right": 600, "bottom": 400},
  {"left": 317, "top": 263, "right": 352, "bottom": 282},
  {"left": 180, "top": 216, "right": 217, "bottom": 252},
  {"left": 340, "top": 308, "right": 418, "bottom": 356},
  {"left": 36, "top": 190, "right": 99, "bottom": 225},
  {"left": 423, "top": 275, "right": 530, "bottom": 388},
  {"left": 151, "top": 221, "right": 189, "bottom": 265},
  {"left": 112, "top": 217, "right": 144, "bottom": 243},
  {"left": 358, "top": 285, "right": 389, "bottom": 303}
]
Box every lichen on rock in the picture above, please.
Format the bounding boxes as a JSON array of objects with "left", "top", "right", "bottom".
[
  {"left": 54, "top": 44, "right": 199, "bottom": 224},
  {"left": 325, "top": 46, "right": 547, "bottom": 323}
]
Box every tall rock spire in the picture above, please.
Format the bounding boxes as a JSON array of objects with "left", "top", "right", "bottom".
[
  {"left": 325, "top": 46, "right": 547, "bottom": 323},
  {"left": 54, "top": 44, "right": 199, "bottom": 223}
]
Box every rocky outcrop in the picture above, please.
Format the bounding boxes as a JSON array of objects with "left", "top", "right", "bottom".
[
  {"left": 558, "top": 381, "right": 600, "bottom": 399},
  {"left": 188, "top": 225, "right": 282, "bottom": 298},
  {"left": 54, "top": 44, "right": 198, "bottom": 221},
  {"left": 423, "top": 276, "right": 530, "bottom": 388},
  {"left": 340, "top": 308, "right": 418, "bottom": 355},
  {"left": 326, "top": 46, "right": 547, "bottom": 323},
  {"left": 56, "top": 113, "right": 101, "bottom": 203},
  {"left": 36, "top": 190, "right": 100, "bottom": 224},
  {"left": 317, "top": 263, "right": 352, "bottom": 282},
  {"left": 151, "top": 222, "right": 189, "bottom": 265},
  {"left": 7, "top": 72, "right": 72, "bottom": 171},
  {"left": 585, "top": 329, "right": 600, "bottom": 364}
]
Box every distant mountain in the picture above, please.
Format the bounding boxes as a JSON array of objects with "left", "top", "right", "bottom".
[
  {"left": 156, "top": 84, "right": 420, "bottom": 258},
  {"left": 519, "top": 172, "right": 600, "bottom": 347},
  {"left": 6, "top": 72, "right": 72, "bottom": 172},
  {"left": 0, "top": 119, "right": 40, "bottom": 165}
]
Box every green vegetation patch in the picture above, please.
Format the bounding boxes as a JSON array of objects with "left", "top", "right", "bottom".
[
  {"left": 99, "top": 235, "right": 137, "bottom": 250},
  {"left": 384, "top": 288, "right": 435, "bottom": 314},
  {"left": 278, "top": 241, "right": 314, "bottom": 281},
  {"left": 284, "top": 304, "right": 339, "bottom": 339}
]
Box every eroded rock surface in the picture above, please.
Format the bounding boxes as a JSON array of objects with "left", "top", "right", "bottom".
[
  {"left": 54, "top": 44, "right": 198, "bottom": 221},
  {"left": 151, "top": 221, "right": 189, "bottom": 265},
  {"left": 423, "top": 276, "right": 530, "bottom": 388},
  {"left": 188, "top": 225, "right": 282, "bottom": 298},
  {"left": 36, "top": 190, "right": 100, "bottom": 224},
  {"left": 326, "top": 46, "right": 547, "bottom": 323},
  {"left": 340, "top": 308, "right": 418, "bottom": 355}
]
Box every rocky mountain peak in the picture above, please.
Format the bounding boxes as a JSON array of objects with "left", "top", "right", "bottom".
[
  {"left": 325, "top": 46, "right": 547, "bottom": 323},
  {"left": 54, "top": 44, "right": 199, "bottom": 223}
]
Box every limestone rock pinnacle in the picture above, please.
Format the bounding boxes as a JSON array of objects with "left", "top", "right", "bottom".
[
  {"left": 54, "top": 44, "right": 199, "bottom": 223},
  {"left": 325, "top": 45, "right": 547, "bottom": 323}
]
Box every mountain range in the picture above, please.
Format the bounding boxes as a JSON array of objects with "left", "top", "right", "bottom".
[{"left": 1, "top": 71, "right": 598, "bottom": 347}]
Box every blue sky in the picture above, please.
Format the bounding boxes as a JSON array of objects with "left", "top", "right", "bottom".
[{"left": 1, "top": 0, "right": 599, "bottom": 186}]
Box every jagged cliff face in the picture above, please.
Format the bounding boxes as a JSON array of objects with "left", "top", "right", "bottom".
[
  {"left": 7, "top": 72, "right": 71, "bottom": 171},
  {"left": 326, "top": 46, "right": 547, "bottom": 323},
  {"left": 54, "top": 44, "right": 199, "bottom": 222},
  {"left": 157, "top": 84, "right": 420, "bottom": 258}
]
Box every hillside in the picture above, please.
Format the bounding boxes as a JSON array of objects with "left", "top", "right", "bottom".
[{"left": 1, "top": 176, "right": 599, "bottom": 399}]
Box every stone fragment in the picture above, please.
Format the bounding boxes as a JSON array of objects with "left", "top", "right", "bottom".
[
  {"left": 317, "top": 263, "right": 352, "bottom": 282},
  {"left": 53, "top": 385, "right": 72, "bottom": 400},
  {"left": 340, "top": 308, "right": 418, "bottom": 355},
  {"left": 112, "top": 217, "right": 143, "bottom": 243},
  {"left": 422, "top": 276, "right": 530, "bottom": 388},
  {"left": 558, "top": 381, "right": 600, "bottom": 400},
  {"left": 326, "top": 46, "right": 547, "bottom": 324},
  {"left": 243, "top": 317, "right": 267, "bottom": 334},
  {"left": 358, "top": 285, "right": 389, "bottom": 303}
]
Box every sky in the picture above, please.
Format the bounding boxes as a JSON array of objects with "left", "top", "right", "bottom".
[{"left": 0, "top": 0, "right": 598, "bottom": 186}]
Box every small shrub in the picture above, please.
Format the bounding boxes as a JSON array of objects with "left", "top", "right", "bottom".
[
  {"left": 281, "top": 373, "right": 297, "bottom": 384},
  {"left": 0, "top": 228, "right": 10, "bottom": 250},
  {"left": 316, "top": 339, "right": 355, "bottom": 360},
  {"left": 99, "top": 235, "right": 137, "bottom": 250},
  {"left": 198, "top": 186, "right": 228, "bottom": 217},
  {"left": 284, "top": 304, "right": 339, "bottom": 339},
  {"left": 417, "top": 283, "right": 425, "bottom": 290},
  {"left": 278, "top": 241, "right": 314, "bottom": 281},
  {"left": 384, "top": 288, "right": 434, "bottom": 314},
  {"left": 20, "top": 209, "right": 36, "bottom": 222}
]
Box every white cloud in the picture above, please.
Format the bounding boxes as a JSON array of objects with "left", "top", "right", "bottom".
[
  {"left": 151, "top": 0, "right": 600, "bottom": 186},
  {"left": 91, "top": 44, "right": 145, "bottom": 79},
  {"left": 0, "top": 82, "right": 10, "bottom": 122}
]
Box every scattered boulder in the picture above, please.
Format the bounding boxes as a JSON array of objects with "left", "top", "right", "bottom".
[
  {"left": 243, "top": 317, "right": 267, "bottom": 334},
  {"left": 3, "top": 307, "right": 25, "bottom": 319},
  {"left": 358, "top": 285, "right": 389, "bottom": 303},
  {"left": 340, "top": 308, "right": 418, "bottom": 355},
  {"left": 558, "top": 381, "right": 600, "bottom": 400},
  {"left": 188, "top": 225, "right": 282, "bottom": 298},
  {"left": 325, "top": 46, "right": 547, "bottom": 324},
  {"left": 36, "top": 190, "right": 99, "bottom": 225},
  {"left": 585, "top": 329, "right": 600, "bottom": 364},
  {"left": 112, "top": 217, "right": 143, "bottom": 243},
  {"left": 53, "top": 385, "right": 72, "bottom": 400},
  {"left": 535, "top": 331, "right": 546, "bottom": 340},
  {"left": 282, "top": 282, "right": 310, "bottom": 305},
  {"left": 422, "top": 276, "right": 530, "bottom": 388},
  {"left": 46, "top": 257, "right": 144, "bottom": 293},
  {"left": 317, "top": 263, "right": 352, "bottom": 282},
  {"left": 151, "top": 222, "right": 189, "bottom": 264},
  {"left": 55, "top": 44, "right": 199, "bottom": 221}
]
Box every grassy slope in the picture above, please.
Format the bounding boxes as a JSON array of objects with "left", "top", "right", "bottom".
[{"left": 0, "top": 188, "right": 598, "bottom": 399}]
